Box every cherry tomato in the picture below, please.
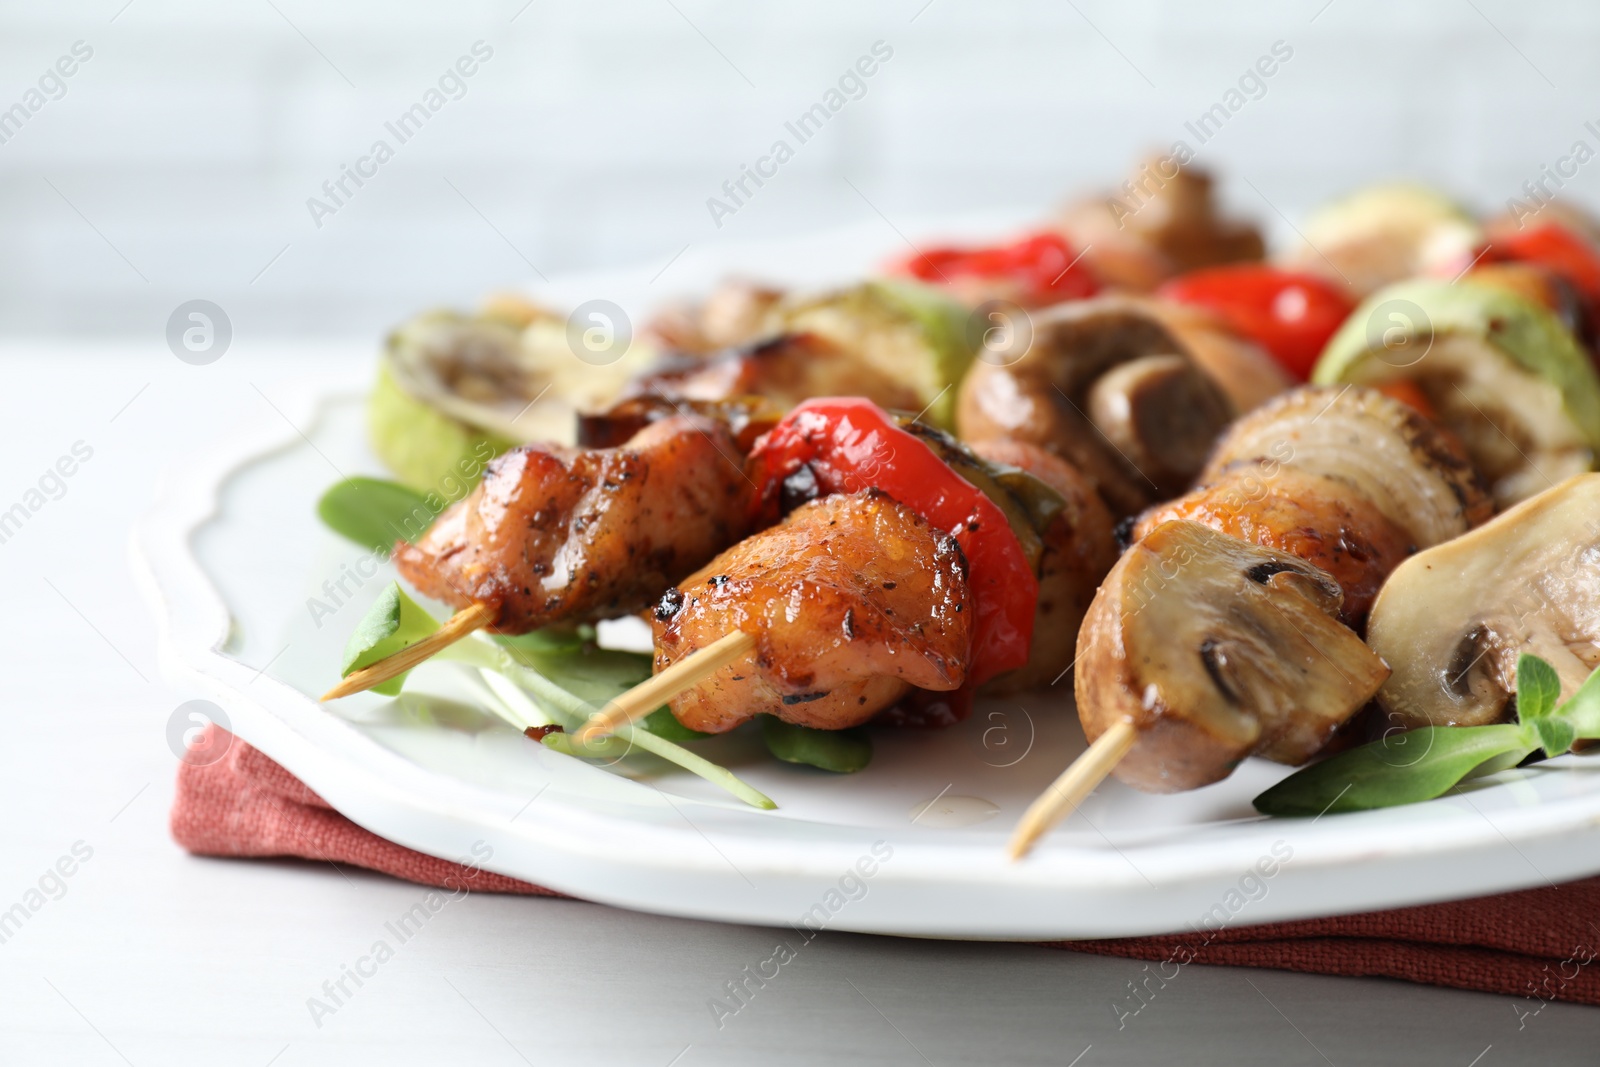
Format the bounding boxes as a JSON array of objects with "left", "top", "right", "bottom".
[
  {"left": 747, "top": 398, "right": 1037, "bottom": 687},
  {"left": 1158, "top": 265, "right": 1356, "bottom": 380},
  {"left": 1487, "top": 223, "right": 1600, "bottom": 309},
  {"left": 897, "top": 231, "right": 1100, "bottom": 306}
]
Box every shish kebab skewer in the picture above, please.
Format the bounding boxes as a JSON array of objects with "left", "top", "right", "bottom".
[
  {"left": 586, "top": 397, "right": 1116, "bottom": 740},
  {"left": 1008, "top": 386, "right": 1494, "bottom": 859},
  {"left": 320, "top": 413, "right": 753, "bottom": 700},
  {"left": 326, "top": 396, "right": 1118, "bottom": 750}
]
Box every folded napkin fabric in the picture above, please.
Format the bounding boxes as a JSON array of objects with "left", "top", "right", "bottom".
[{"left": 172, "top": 725, "right": 1600, "bottom": 1009}]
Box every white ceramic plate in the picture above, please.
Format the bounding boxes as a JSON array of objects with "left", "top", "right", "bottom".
[{"left": 133, "top": 228, "right": 1600, "bottom": 940}]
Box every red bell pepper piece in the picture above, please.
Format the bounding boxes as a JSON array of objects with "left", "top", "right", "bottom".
[
  {"left": 1159, "top": 265, "right": 1355, "bottom": 381},
  {"left": 747, "top": 398, "right": 1037, "bottom": 688},
  {"left": 897, "top": 231, "right": 1100, "bottom": 306}
]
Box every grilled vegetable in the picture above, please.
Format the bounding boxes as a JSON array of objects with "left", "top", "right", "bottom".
[
  {"left": 764, "top": 281, "right": 976, "bottom": 429},
  {"left": 1366, "top": 473, "right": 1600, "bottom": 730},
  {"left": 1075, "top": 520, "right": 1390, "bottom": 793},
  {"left": 372, "top": 304, "right": 646, "bottom": 495},
  {"left": 1202, "top": 385, "right": 1491, "bottom": 549},
  {"left": 1288, "top": 184, "right": 1480, "bottom": 295},
  {"left": 1313, "top": 278, "right": 1600, "bottom": 506},
  {"left": 957, "top": 296, "right": 1236, "bottom": 515}
]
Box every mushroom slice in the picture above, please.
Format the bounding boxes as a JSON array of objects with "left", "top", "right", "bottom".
[
  {"left": 644, "top": 277, "right": 785, "bottom": 355},
  {"left": 1076, "top": 520, "right": 1391, "bottom": 793},
  {"left": 1313, "top": 278, "right": 1600, "bottom": 508},
  {"left": 957, "top": 296, "right": 1236, "bottom": 514},
  {"left": 1367, "top": 473, "right": 1600, "bottom": 731},
  {"left": 1088, "top": 354, "right": 1235, "bottom": 492},
  {"left": 1203, "top": 385, "right": 1491, "bottom": 550}
]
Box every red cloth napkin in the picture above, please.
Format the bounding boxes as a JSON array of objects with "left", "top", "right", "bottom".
[{"left": 173, "top": 725, "right": 1600, "bottom": 1009}]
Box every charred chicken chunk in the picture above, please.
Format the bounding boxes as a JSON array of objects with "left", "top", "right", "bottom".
[
  {"left": 1133, "top": 463, "right": 1412, "bottom": 626},
  {"left": 624, "top": 333, "right": 922, "bottom": 415},
  {"left": 1076, "top": 520, "right": 1391, "bottom": 793},
  {"left": 394, "top": 416, "right": 750, "bottom": 632},
  {"left": 651, "top": 490, "right": 972, "bottom": 734}
]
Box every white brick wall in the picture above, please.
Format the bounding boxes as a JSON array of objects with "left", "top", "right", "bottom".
[{"left": 1, "top": 0, "right": 1597, "bottom": 336}]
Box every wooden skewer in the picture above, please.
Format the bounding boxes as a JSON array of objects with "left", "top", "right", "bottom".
[
  {"left": 578, "top": 629, "right": 756, "bottom": 742},
  {"left": 320, "top": 602, "right": 496, "bottom": 701},
  {"left": 1007, "top": 719, "right": 1137, "bottom": 861}
]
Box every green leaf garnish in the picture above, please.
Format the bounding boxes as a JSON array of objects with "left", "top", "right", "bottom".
[
  {"left": 643, "top": 706, "right": 713, "bottom": 742},
  {"left": 1515, "top": 653, "right": 1562, "bottom": 721},
  {"left": 438, "top": 634, "right": 775, "bottom": 810},
  {"left": 317, "top": 477, "right": 436, "bottom": 554},
  {"left": 1253, "top": 724, "right": 1535, "bottom": 816},
  {"left": 1556, "top": 664, "right": 1600, "bottom": 739},
  {"left": 339, "top": 583, "right": 441, "bottom": 695},
  {"left": 760, "top": 717, "right": 872, "bottom": 773},
  {"left": 1256, "top": 653, "right": 1600, "bottom": 817}
]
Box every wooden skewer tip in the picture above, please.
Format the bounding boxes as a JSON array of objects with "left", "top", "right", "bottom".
[
  {"left": 319, "top": 601, "right": 495, "bottom": 701},
  {"left": 577, "top": 629, "right": 756, "bottom": 742},
  {"left": 1006, "top": 719, "right": 1137, "bottom": 861}
]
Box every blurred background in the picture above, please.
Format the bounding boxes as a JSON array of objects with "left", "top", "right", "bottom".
[{"left": 3, "top": 0, "right": 1598, "bottom": 340}]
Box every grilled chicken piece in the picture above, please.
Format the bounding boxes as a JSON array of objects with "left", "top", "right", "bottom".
[
  {"left": 651, "top": 490, "right": 972, "bottom": 733},
  {"left": 644, "top": 278, "right": 785, "bottom": 355},
  {"left": 1077, "top": 520, "right": 1390, "bottom": 793},
  {"left": 394, "top": 416, "right": 750, "bottom": 632},
  {"left": 627, "top": 333, "right": 922, "bottom": 414},
  {"left": 967, "top": 440, "right": 1118, "bottom": 691},
  {"left": 1132, "top": 463, "right": 1413, "bottom": 626}
]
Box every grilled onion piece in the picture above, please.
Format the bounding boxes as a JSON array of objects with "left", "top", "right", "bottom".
[
  {"left": 1367, "top": 473, "right": 1600, "bottom": 730},
  {"left": 1313, "top": 279, "right": 1600, "bottom": 507},
  {"left": 1203, "top": 385, "right": 1490, "bottom": 550},
  {"left": 1076, "top": 520, "right": 1390, "bottom": 793}
]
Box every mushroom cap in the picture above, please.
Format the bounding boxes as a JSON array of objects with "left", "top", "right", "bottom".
[
  {"left": 1075, "top": 520, "right": 1391, "bottom": 793},
  {"left": 1367, "top": 473, "right": 1600, "bottom": 730},
  {"left": 956, "top": 296, "right": 1236, "bottom": 515}
]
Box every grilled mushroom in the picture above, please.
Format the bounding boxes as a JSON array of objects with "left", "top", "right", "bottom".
[
  {"left": 1367, "top": 473, "right": 1600, "bottom": 731},
  {"left": 1076, "top": 520, "right": 1391, "bottom": 792},
  {"left": 957, "top": 297, "right": 1236, "bottom": 515},
  {"left": 1202, "top": 385, "right": 1491, "bottom": 550}
]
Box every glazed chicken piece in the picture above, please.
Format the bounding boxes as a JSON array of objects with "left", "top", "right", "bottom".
[
  {"left": 626, "top": 333, "right": 922, "bottom": 415},
  {"left": 1133, "top": 464, "right": 1413, "bottom": 626},
  {"left": 651, "top": 490, "right": 972, "bottom": 733},
  {"left": 394, "top": 416, "right": 750, "bottom": 632}
]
